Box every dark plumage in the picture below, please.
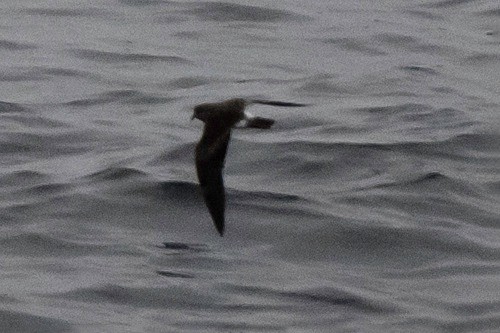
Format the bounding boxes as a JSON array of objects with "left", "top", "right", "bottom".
[
  {"left": 192, "top": 98, "right": 307, "bottom": 236},
  {"left": 193, "top": 99, "right": 245, "bottom": 236}
]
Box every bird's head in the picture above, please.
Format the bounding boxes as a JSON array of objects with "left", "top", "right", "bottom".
[{"left": 191, "top": 104, "right": 210, "bottom": 122}]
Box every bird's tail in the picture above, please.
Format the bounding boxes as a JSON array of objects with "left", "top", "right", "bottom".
[
  {"left": 246, "top": 116, "right": 275, "bottom": 129},
  {"left": 242, "top": 99, "right": 308, "bottom": 129}
]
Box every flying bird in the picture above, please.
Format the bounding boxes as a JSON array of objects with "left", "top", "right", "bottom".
[{"left": 192, "top": 98, "right": 307, "bottom": 236}]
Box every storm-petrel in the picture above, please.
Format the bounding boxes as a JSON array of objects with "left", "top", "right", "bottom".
[{"left": 192, "top": 98, "right": 307, "bottom": 236}]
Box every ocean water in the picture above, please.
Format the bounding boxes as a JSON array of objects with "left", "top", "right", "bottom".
[{"left": 0, "top": 0, "right": 499, "bottom": 332}]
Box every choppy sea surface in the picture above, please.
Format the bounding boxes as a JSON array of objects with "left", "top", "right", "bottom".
[{"left": 1, "top": 0, "right": 499, "bottom": 332}]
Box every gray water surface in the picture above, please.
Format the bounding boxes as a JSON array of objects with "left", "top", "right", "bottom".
[{"left": 1, "top": 0, "right": 499, "bottom": 332}]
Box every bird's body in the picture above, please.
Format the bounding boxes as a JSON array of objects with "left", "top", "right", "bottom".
[
  {"left": 192, "top": 98, "right": 307, "bottom": 236},
  {"left": 194, "top": 99, "right": 245, "bottom": 236}
]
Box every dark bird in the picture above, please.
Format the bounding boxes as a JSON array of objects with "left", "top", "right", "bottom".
[{"left": 192, "top": 98, "right": 308, "bottom": 236}]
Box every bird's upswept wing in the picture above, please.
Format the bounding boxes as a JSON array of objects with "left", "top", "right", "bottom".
[{"left": 195, "top": 125, "right": 231, "bottom": 236}]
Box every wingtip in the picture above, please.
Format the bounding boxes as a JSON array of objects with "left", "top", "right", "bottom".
[
  {"left": 250, "top": 99, "right": 309, "bottom": 107},
  {"left": 215, "top": 223, "right": 225, "bottom": 237}
]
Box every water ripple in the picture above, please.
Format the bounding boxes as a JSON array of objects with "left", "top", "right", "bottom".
[{"left": 70, "top": 49, "right": 192, "bottom": 64}]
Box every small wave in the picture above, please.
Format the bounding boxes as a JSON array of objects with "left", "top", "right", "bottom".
[
  {"left": 225, "top": 284, "right": 397, "bottom": 314},
  {"left": 296, "top": 80, "right": 350, "bottom": 96},
  {"left": 157, "top": 180, "right": 200, "bottom": 201},
  {"left": 382, "top": 262, "right": 500, "bottom": 279},
  {"left": 65, "top": 89, "right": 175, "bottom": 107},
  {"left": 119, "top": 0, "right": 168, "bottom": 6},
  {"left": 448, "top": 300, "right": 500, "bottom": 317},
  {"left": 486, "top": 180, "right": 500, "bottom": 194},
  {"left": 71, "top": 49, "right": 191, "bottom": 64},
  {"left": 0, "top": 170, "right": 49, "bottom": 187},
  {"left": 399, "top": 65, "right": 439, "bottom": 75},
  {"left": 161, "top": 241, "right": 208, "bottom": 252},
  {"left": 0, "top": 39, "right": 36, "bottom": 51},
  {"left": 480, "top": 8, "right": 500, "bottom": 17},
  {"left": 404, "top": 171, "right": 444, "bottom": 183},
  {"left": 352, "top": 103, "right": 474, "bottom": 135},
  {"left": 366, "top": 172, "right": 490, "bottom": 202},
  {"left": 0, "top": 295, "right": 17, "bottom": 304},
  {"left": 406, "top": 10, "right": 444, "bottom": 20},
  {"left": 83, "top": 167, "right": 147, "bottom": 182},
  {"left": 0, "top": 131, "right": 100, "bottom": 156},
  {"left": 52, "top": 284, "right": 219, "bottom": 309},
  {"left": 440, "top": 315, "right": 500, "bottom": 333},
  {"left": 375, "top": 33, "right": 419, "bottom": 46},
  {"left": 113, "top": 177, "right": 318, "bottom": 218},
  {"left": 240, "top": 137, "right": 405, "bottom": 154},
  {"left": 230, "top": 188, "right": 301, "bottom": 202},
  {"left": 150, "top": 143, "right": 195, "bottom": 166},
  {"left": 72, "top": 176, "right": 203, "bottom": 208},
  {"left": 168, "top": 76, "right": 211, "bottom": 89},
  {"left": 173, "top": 31, "right": 202, "bottom": 40},
  {"left": 440, "top": 132, "right": 500, "bottom": 152},
  {"left": 1, "top": 113, "right": 68, "bottom": 128},
  {"left": 374, "top": 33, "right": 445, "bottom": 54},
  {"left": 0, "top": 232, "right": 126, "bottom": 257},
  {"left": 187, "top": 2, "right": 310, "bottom": 23},
  {"left": 19, "top": 183, "right": 72, "bottom": 195},
  {"left": 359, "top": 225, "right": 498, "bottom": 262},
  {"left": 423, "top": 0, "right": 474, "bottom": 8},
  {"left": 463, "top": 53, "right": 500, "bottom": 65},
  {"left": 176, "top": 321, "right": 285, "bottom": 332},
  {"left": 322, "top": 37, "right": 386, "bottom": 56},
  {"left": 22, "top": 7, "right": 108, "bottom": 18},
  {"left": 0, "top": 101, "right": 26, "bottom": 113},
  {"left": 369, "top": 171, "right": 448, "bottom": 190},
  {"left": 0, "top": 310, "right": 71, "bottom": 333},
  {"left": 0, "top": 66, "right": 99, "bottom": 82},
  {"left": 38, "top": 68, "right": 83, "bottom": 77},
  {"left": 228, "top": 186, "right": 330, "bottom": 220},
  {"left": 2, "top": 191, "right": 129, "bottom": 222},
  {"left": 279, "top": 288, "right": 397, "bottom": 314},
  {"left": 33, "top": 66, "right": 99, "bottom": 79},
  {"left": 156, "top": 270, "right": 195, "bottom": 278},
  {"left": 355, "top": 103, "right": 431, "bottom": 116},
  {"left": 0, "top": 72, "right": 45, "bottom": 82},
  {"left": 237, "top": 132, "right": 497, "bottom": 165}
]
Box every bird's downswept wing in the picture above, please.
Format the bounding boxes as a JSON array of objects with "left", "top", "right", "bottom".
[{"left": 195, "top": 127, "right": 231, "bottom": 236}]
